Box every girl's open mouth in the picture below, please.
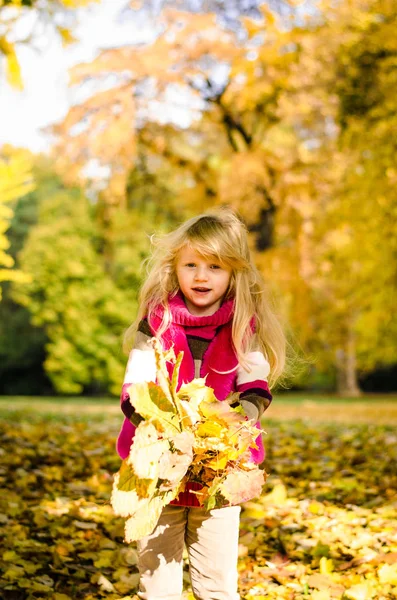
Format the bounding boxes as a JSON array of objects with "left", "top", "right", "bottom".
[{"left": 192, "top": 287, "right": 211, "bottom": 293}]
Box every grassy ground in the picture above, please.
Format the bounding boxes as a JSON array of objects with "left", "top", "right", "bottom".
[{"left": 0, "top": 393, "right": 396, "bottom": 424}]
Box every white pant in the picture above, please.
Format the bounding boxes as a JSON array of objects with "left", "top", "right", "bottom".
[{"left": 137, "top": 504, "right": 241, "bottom": 600}]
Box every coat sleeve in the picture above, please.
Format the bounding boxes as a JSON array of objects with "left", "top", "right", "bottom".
[
  {"left": 236, "top": 336, "right": 272, "bottom": 422},
  {"left": 120, "top": 319, "right": 156, "bottom": 426}
]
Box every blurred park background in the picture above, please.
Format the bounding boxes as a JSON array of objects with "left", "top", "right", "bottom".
[
  {"left": 1, "top": 0, "right": 396, "bottom": 400},
  {"left": 1, "top": 3, "right": 397, "bottom": 599}
]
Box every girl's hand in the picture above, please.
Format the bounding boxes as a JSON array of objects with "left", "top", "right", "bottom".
[
  {"left": 239, "top": 399, "right": 259, "bottom": 422},
  {"left": 230, "top": 397, "right": 258, "bottom": 422}
]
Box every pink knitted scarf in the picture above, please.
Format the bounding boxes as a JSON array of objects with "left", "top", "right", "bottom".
[
  {"left": 148, "top": 293, "right": 239, "bottom": 400},
  {"left": 156, "top": 292, "right": 234, "bottom": 328}
]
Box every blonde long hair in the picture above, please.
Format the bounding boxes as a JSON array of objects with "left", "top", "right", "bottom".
[{"left": 124, "top": 208, "right": 286, "bottom": 388}]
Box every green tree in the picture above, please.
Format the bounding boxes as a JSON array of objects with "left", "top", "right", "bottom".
[
  {"left": 0, "top": 162, "right": 64, "bottom": 394},
  {"left": 11, "top": 176, "right": 134, "bottom": 395},
  {"left": 2, "top": 159, "right": 157, "bottom": 395}
]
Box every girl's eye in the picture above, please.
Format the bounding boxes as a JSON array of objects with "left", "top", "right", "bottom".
[
  {"left": 210, "top": 264, "right": 221, "bottom": 270},
  {"left": 186, "top": 263, "right": 196, "bottom": 268}
]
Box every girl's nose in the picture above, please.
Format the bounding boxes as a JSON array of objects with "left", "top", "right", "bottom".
[{"left": 195, "top": 266, "right": 208, "bottom": 281}]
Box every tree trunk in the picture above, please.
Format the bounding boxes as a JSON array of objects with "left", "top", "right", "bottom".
[{"left": 335, "top": 324, "right": 361, "bottom": 397}]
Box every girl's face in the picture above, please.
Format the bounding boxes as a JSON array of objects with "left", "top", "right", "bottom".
[{"left": 176, "top": 246, "right": 232, "bottom": 316}]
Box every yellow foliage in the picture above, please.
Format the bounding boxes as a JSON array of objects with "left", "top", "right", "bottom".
[
  {"left": 378, "top": 564, "right": 397, "bottom": 586},
  {"left": 319, "top": 556, "right": 334, "bottom": 575},
  {"left": 61, "top": 0, "right": 99, "bottom": 7},
  {"left": 0, "top": 149, "right": 34, "bottom": 299},
  {"left": 112, "top": 339, "right": 266, "bottom": 542},
  {"left": 344, "top": 582, "right": 376, "bottom": 600},
  {"left": 57, "top": 27, "right": 77, "bottom": 47},
  {"left": 261, "top": 483, "right": 288, "bottom": 506},
  {"left": 311, "top": 591, "right": 331, "bottom": 600},
  {"left": 196, "top": 421, "right": 224, "bottom": 438},
  {"left": 5, "top": 48, "right": 23, "bottom": 90}
]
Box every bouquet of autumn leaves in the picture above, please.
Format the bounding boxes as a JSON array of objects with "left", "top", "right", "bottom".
[{"left": 111, "top": 338, "right": 267, "bottom": 542}]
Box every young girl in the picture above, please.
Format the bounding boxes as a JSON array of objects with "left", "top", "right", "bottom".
[{"left": 116, "top": 209, "right": 286, "bottom": 600}]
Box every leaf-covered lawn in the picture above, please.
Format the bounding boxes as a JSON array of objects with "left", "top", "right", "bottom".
[{"left": 0, "top": 404, "right": 396, "bottom": 600}]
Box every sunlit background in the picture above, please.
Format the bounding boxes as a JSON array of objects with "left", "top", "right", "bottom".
[
  {"left": 1, "top": 0, "right": 396, "bottom": 397},
  {"left": 1, "top": 5, "right": 397, "bottom": 600}
]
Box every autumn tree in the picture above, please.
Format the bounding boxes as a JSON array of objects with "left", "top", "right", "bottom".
[
  {"left": 321, "top": 0, "right": 397, "bottom": 392},
  {"left": 53, "top": 4, "right": 302, "bottom": 247},
  {"left": 266, "top": 0, "right": 397, "bottom": 394},
  {"left": 52, "top": 3, "right": 332, "bottom": 389},
  {"left": 52, "top": 0, "right": 397, "bottom": 393}
]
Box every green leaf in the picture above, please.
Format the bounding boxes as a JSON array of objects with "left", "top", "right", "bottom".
[
  {"left": 205, "top": 494, "right": 217, "bottom": 510},
  {"left": 312, "top": 542, "right": 331, "bottom": 558},
  {"left": 117, "top": 460, "right": 137, "bottom": 492}
]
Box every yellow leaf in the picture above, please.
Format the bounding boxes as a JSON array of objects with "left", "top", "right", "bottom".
[
  {"left": 196, "top": 421, "right": 224, "bottom": 438},
  {"left": 320, "top": 556, "right": 334, "bottom": 575},
  {"left": 241, "top": 501, "right": 266, "bottom": 519},
  {"left": 344, "top": 582, "right": 375, "bottom": 600},
  {"left": 220, "top": 469, "right": 265, "bottom": 504},
  {"left": 171, "top": 430, "right": 195, "bottom": 456},
  {"left": 62, "top": 0, "right": 99, "bottom": 6},
  {"left": 111, "top": 472, "right": 146, "bottom": 517},
  {"left": 309, "top": 501, "right": 323, "bottom": 514},
  {"left": 200, "top": 397, "right": 244, "bottom": 426},
  {"left": 5, "top": 50, "right": 23, "bottom": 90},
  {"left": 262, "top": 483, "right": 288, "bottom": 505},
  {"left": 97, "top": 574, "right": 115, "bottom": 592},
  {"left": 124, "top": 495, "right": 164, "bottom": 543},
  {"left": 179, "top": 398, "right": 202, "bottom": 426},
  {"left": 114, "top": 572, "right": 140, "bottom": 594},
  {"left": 205, "top": 453, "right": 229, "bottom": 471},
  {"left": 128, "top": 421, "right": 168, "bottom": 479},
  {"left": 178, "top": 378, "right": 214, "bottom": 405},
  {"left": 158, "top": 447, "right": 191, "bottom": 482},
  {"left": 57, "top": 27, "right": 77, "bottom": 46},
  {"left": 94, "top": 549, "right": 115, "bottom": 569},
  {"left": 311, "top": 591, "right": 331, "bottom": 600},
  {"left": 128, "top": 381, "right": 180, "bottom": 434},
  {"left": 3, "top": 565, "right": 25, "bottom": 580},
  {"left": 117, "top": 460, "right": 137, "bottom": 492},
  {"left": 378, "top": 563, "right": 397, "bottom": 585},
  {"left": 2, "top": 550, "right": 18, "bottom": 561}
]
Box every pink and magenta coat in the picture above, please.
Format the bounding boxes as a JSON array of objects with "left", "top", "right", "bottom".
[{"left": 116, "top": 294, "right": 272, "bottom": 506}]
